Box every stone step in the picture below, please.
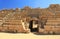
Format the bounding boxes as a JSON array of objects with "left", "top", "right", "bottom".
[
  {"left": 4, "top": 21, "right": 21, "bottom": 23},
  {"left": 44, "top": 26, "right": 60, "bottom": 32},
  {"left": 3, "top": 23, "right": 21, "bottom": 25},
  {"left": 47, "top": 21, "right": 60, "bottom": 22},
  {"left": 0, "top": 25, "right": 27, "bottom": 33},
  {"left": 45, "top": 24, "right": 60, "bottom": 26},
  {"left": 47, "top": 20, "right": 60, "bottom": 21},
  {"left": 3, "top": 24, "right": 22, "bottom": 27},
  {"left": 5, "top": 20, "right": 21, "bottom": 21},
  {"left": 46, "top": 21, "right": 60, "bottom": 24}
]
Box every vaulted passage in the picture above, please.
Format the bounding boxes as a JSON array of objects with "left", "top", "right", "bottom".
[{"left": 29, "top": 20, "right": 38, "bottom": 32}]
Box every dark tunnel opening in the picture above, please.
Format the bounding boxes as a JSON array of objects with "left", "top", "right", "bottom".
[{"left": 29, "top": 20, "right": 38, "bottom": 32}]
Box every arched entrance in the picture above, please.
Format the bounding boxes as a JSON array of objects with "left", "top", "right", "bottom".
[{"left": 29, "top": 20, "right": 38, "bottom": 32}]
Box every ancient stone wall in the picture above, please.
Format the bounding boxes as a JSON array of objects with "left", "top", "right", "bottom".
[{"left": 0, "top": 4, "right": 60, "bottom": 34}]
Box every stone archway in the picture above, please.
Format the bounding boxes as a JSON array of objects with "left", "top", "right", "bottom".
[{"left": 29, "top": 19, "right": 38, "bottom": 32}]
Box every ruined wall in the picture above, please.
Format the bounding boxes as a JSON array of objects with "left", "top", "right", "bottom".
[{"left": 0, "top": 4, "right": 60, "bottom": 34}]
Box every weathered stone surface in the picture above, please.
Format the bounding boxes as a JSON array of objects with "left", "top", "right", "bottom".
[{"left": 0, "top": 4, "right": 60, "bottom": 34}]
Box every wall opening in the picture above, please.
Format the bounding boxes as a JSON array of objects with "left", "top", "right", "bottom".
[{"left": 29, "top": 20, "right": 38, "bottom": 32}]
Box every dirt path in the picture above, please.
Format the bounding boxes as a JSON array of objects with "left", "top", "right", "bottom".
[{"left": 0, "top": 32, "right": 60, "bottom": 39}]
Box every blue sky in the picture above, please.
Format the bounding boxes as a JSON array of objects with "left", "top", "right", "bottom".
[{"left": 0, "top": 0, "right": 60, "bottom": 9}]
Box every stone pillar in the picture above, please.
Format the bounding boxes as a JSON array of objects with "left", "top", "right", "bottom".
[{"left": 37, "top": 20, "right": 41, "bottom": 32}]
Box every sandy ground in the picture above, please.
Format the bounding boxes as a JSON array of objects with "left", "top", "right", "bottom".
[{"left": 0, "top": 32, "right": 60, "bottom": 39}]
